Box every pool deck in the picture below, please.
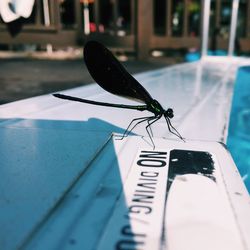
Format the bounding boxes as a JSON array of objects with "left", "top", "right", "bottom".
[{"left": 0, "top": 57, "right": 174, "bottom": 104}]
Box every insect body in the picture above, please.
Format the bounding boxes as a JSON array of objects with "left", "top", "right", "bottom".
[{"left": 53, "top": 40, "right": 184, "bottom": 148}]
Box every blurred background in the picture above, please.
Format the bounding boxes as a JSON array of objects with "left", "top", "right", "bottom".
[{"left": 0, "top": 0, "right": 250, "bottom": 104}]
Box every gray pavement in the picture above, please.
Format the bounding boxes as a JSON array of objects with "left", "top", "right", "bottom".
[{"left": 0, "top": 58, "right": 174, "bottom": 105}]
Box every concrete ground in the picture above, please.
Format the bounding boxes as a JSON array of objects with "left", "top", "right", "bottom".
[{"left": 0, "top": 58, "right": 174, "bottom": 105}]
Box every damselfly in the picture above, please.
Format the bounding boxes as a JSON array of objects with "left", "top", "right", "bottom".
[{"left": 53, "top": 40, "right": 184, "bottom": 148}]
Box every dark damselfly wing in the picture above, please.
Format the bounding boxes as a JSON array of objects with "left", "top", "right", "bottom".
[{"left": 84, "top": 40, "right": 154, "bottom": 104}]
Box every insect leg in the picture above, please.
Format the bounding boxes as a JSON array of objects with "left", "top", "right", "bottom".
[
  {"left": 168, "top": 120, "right": 185, "bottom": 141},
  {"left": 127, "top": 115, "right": 156, "bottom": 137},
  {"left": 165, "top": 116, "right": 185, "bottom": 141},
  {"left": 116, "top": 115, "right": 156, "bottom": 140},
  {"left": 147, "top": 119, "right": 154, "bottom": 137},
  {"left": 145, "top": 115, "right": 162, "bottom": 149}
]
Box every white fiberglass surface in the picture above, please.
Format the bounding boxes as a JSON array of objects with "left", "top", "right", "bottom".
[{"left": 1, "top": 57, "right": 250, "bottom": 250}]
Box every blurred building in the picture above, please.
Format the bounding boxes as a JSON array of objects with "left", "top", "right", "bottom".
[{"left": 0, "top": 0, "right": 249, "bottom": 59}]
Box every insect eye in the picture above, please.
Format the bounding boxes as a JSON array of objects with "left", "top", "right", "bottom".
[{"left": 166, "top": 108, "right": 174, "bottom": 118}]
